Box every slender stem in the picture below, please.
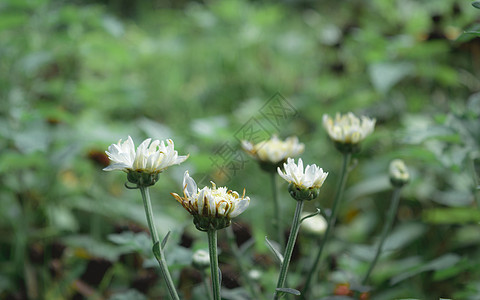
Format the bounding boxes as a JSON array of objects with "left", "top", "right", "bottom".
[
  {"left": 471, "top": 157, "right": 480, "bottom": 209},
  {"left": 207, "top": 228, "right": 221, "bottom": 300},
  {"left": 226, "top": 226, "right": 264, "bottom": 300},
  {"left": 302, "top": 152, "right": 352, "bottom": 298},
  {"left": 362, "top": 187, "right": 402, "bottom": 286},
  {"left": 274, "top": 200, "right": 305, "bottom": 300},
  {"left": 271, "top": 172, "right": 284, "bottom": 250},
  {"left": 139, "top": 186, "right": 180, "bottom": 300},
  {"left": 140, "top": 186, "right": 159, "bottom": 244}
]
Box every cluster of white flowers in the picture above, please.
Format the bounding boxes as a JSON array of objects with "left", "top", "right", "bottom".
[
  {"left": 242, "top": 135, "right": 304, "bottom": 164},
  {"left": 104, "top": 110, "right": 378, "bottom": 225},
  {"left": 323, "top": 112, "right": 375, "bottom": 145},
  {"left": 171, "top": 171, "right": 250, "bottom": 230},
  {"left": 104, "top": 136, "right": 188, "bottom": 173}
]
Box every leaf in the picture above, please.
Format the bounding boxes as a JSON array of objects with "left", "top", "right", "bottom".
[
  {"left": 239, "top": 238, "right": 255, "bottom": 255},
  {"left": 423, "top": 207, "right": 480, "bottom": 224},
  {"left": 472, "top": 1, "right": 480, "bottom": 9},
  {"left": 265, "top": 236, "right": 283, "bottom": 264},
  {"left": 432, "top": 258, "right": 476, "bottom": 281},
  {"left": 383, "top": 223, "right": 427, "bottom": 251},
  {"left": 162, "top": 231, "right": 171, "bottom": 250},
  {"left": 109, "top": 289, "right": 147, "bottom": 300},
  {"left": 62, "top": 235, "right": 125, "bottom": 261},
  {"left": 369, "top": 62, "right": 414, "bottom": 94},
  {"left": 430, "top": 190, "right": 473, "bottom": 207},
  {"left": 107, "top": 232, "right": 151, "bottom": 254},
  {"left": 152, "top": 241, "right": 161, "bottom": 262},
  {"left": 300, "top": 208, "right": 321, "bottom": 223},
  {"left": 391, "top": 254, "right": 460, "bottom": 285},
  {"left": 275, "top": 288, "right": 301, "bottom": 297},
  {"left": 218, "top": 267, "right": 222, "bottom": 287}
]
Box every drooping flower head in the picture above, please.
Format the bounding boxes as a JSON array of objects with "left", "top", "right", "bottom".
[
  {"left": 389, "top": 159, "right": 409, "bottom": 187},
  {"left": 278, "top": 158, "right": 328, "bottom": 201},
  {"left": 242, "top": 135, "right": 304, "bottom": 172},
  {"left": 322, "top": 112, "right": 376, "bottom": 153},
  {"left": 104, "top": 136, "right": 188, "bottom": 186},
  {"left": 171, "top": 171, "right": 250, "bottom": 231}
]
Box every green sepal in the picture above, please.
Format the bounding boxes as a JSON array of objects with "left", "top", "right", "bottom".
[
  {"left": 193, "top": 215, "right": 231, "bottom": 231},
  {"left": 127, "top": 171, "right": 159, "bottom": 187},
  {"left": 288, "top": 183, "right": 320, "bottom": 201},
  {"left": 334, "top": 141, "right": 361, "bottom": 154}
]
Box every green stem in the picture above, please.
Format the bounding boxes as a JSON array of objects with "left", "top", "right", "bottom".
[
  {"left": 302, "top": 152, "right": 352, "bottom": 298},
  {"left": 471, "top": 157, "right": 480, "bottom": 209},
  {"left": 139, "top": 186, "right": 180, "bottom": 300},
  {"left": 271, "top": 172, "right": 284, "bottom": 250},
  {"left": 274, "top": 200, "right": 305, "bottom": 300},
  {"left": 226, "top": 227, "right": 264, "bottom": 300},
  {"left": 362, "top": 187, "right": 402, "bottom": 286},
  {"left": 207, "top": 228, "right": 221, "bottom": 300}
]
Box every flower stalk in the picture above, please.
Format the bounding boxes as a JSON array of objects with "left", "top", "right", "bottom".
[
  {"left": 207, "top": 228, "right": 221, "bottom": 300},
  {"left": 302, "top": 152, "right": 351, "bottom": 298},
  {"left": 274, "top": 199, "right": 304, "bottom": 300},
  {"left": 362, "top": 187, "right": 402, "bottom": 286},
  {"left": 139, "top": 186, "right": 180, "bottom": 300}
]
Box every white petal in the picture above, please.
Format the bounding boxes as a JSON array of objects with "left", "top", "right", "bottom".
[
  {"left": 183, "top": 171, "right": 197, "bottom": 198},
  {"left": 197, "top": 189, "right": 206, "bottom": 215},
  {"left": 229, "top": 197, "right": 250, "bottom": 218}
]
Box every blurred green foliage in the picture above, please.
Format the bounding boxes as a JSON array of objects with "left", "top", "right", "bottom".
[{"left": 0, "top": 0, "right": 480, "bottom": 299}]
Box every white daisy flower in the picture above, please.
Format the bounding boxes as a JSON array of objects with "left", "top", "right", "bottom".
[
  {"left": 242, "top": 136, "right": 304, "bottom": 172},
  {"left": 278, "top": 158, "right": 328, "bottom": 190},
  {"left": 323, "top": 112, "right": 375, "bottom": 145},
  {"left": 171, "top": 171, "right": 250, "bottom": 231},
  {"left": 104, "top": 136, "right": 188, "bottom": 173},
  {"left": 277, "top": 158, "right": 328, "bottom": 201}
]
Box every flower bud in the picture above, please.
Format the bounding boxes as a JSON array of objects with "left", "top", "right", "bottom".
[
  {"left": 192, "top": 249, "right": 210, "bottom": 270},
  {"left": 389, "top": 159, "right": 409, "bottom": 187},
  {"left": 248, "top": 269, "right": 262, "bottom": 281},
  {"left": 301, "top": 212, "right": 327, "bottom": 236}
]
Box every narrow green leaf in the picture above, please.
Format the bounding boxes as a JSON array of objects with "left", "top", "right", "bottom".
[
  {"left": 218, "top": 267, "right": 222, "bottom": 286},
  {"left": 152, "top": 241, "right": 161, "bottom": 261},
  {"left": 276, "top": 288, "right": 301, "bottom": 296},
  {"left": 423, "top": 207, "right": 480, "bottom": 224},
  {"left": 300, "top": 208, "right": 321, "bottom": 223},
  {"left": 472, "top": 1, "right": 480, "bottom": 9},
  {"left": 391, "top": 254, "right": 460, "bottom": 285},
  {"left": 265, "top": 236, "right": 284, "bottom": 264},
  {"left": 162, "top": 231, "right": 171, "bottom": 250}
]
